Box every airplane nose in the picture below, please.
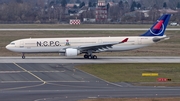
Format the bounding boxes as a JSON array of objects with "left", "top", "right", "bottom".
[
  {"left": 6, "top": 44, "right": 16, "bottom": 52},
  {"left": 6, "top": 45, "right": 10, "bottom": 50}
]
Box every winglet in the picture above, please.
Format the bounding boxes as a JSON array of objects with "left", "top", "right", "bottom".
[{"left": 121, "top": 38, "right": 128, "bottom": 43}]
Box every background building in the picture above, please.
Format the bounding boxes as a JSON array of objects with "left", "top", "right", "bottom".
[{"left": 96, "top": 0, "right": 107, "bottom": 23}]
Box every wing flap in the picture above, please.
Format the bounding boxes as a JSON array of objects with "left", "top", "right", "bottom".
[{"left": 79, "top": 38, "right": 128, "bottom": 51}]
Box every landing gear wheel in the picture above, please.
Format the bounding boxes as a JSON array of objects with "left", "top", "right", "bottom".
[
  {"left": 22, "top": 53, "right": 25, "bottom": 59},
  {"left": 84, "top": 55, "right": 88, "bottom": 59},
  {"left": 92, "top": 55, "right": 97, "bottom": 59},
  {"left": 22, "top": 55, "right": 25, "bottom": 59},
  {"left": 88, "top": 55, "right": 92, "bottom": 59}
]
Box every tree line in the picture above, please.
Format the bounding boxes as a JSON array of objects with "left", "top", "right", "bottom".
[{"left": 0, "top": 0, "right": 179, "bottom": 23}]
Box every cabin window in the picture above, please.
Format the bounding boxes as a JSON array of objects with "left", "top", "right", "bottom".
[{"left": 10, "top": 43, "right": 15, "bottom": 45}]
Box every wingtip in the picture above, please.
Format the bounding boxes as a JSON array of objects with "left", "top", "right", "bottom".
[{"left": 121, "top": 38, "right": 128, "bottom": 43}]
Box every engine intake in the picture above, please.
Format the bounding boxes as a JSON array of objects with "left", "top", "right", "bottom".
[{"left": 65, "top": 48, "right": 80, "bottom": 56}]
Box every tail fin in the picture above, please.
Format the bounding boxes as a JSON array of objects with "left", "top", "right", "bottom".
[{"left": 141, "top": 14, "right": 171, "bottom": 36}]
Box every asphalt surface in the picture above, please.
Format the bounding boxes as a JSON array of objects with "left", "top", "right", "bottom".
[
  {"left": 0, "top": 63, "right": 180, "bottom": 101},
  {"left": 0, "top": 56, "right": 180, "bottom": 63}
]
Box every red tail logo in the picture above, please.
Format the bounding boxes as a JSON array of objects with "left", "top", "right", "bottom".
[{"left": 153, "top": 20, "right": 164, "bottom": 30}]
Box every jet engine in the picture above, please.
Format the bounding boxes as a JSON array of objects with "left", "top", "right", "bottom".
[{"left": 65, "top": 48, "right": 80, "bottom": 56}]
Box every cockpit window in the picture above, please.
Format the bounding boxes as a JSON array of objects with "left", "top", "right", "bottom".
[{"left": 10, "top": 43, "right": 15, "bottom": 45}]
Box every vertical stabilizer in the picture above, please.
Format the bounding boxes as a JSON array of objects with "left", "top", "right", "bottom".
[{"left": 141, "top": 14, "right": 171, "bottom": 36}]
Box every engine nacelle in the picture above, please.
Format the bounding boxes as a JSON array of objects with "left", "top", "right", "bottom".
[{"left": 65, "top": 48, "right": 80, "bottom": 56}]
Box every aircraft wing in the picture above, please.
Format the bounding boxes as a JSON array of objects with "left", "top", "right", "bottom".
[{"left": 78, "top": 38, "right": 128, "bottom": 51}]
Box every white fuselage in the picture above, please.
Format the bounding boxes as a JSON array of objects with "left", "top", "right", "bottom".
[{"left": 6, "top": 36, "right": 156, "bottom": 53}]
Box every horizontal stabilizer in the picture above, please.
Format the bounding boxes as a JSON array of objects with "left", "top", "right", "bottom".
[{"left": 153, "top": 36, "right": 170, "bottom": 42}]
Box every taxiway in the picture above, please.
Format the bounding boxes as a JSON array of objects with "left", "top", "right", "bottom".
[
  {"left": 0, "top": 56, "right": 180, "bottom": 63},
  {"left": 0, "top": 63, "right": 180, "bottom": 101}
]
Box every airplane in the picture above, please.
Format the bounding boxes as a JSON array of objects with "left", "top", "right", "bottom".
[{"left": 6, "top": 14, "right": 171, "bottom": 59}]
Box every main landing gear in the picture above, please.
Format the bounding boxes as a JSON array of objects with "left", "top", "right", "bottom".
[
  {"left": 84, "top": 52, "right": 97, "bottom": 59},
  {"left": 84, "top": 54, "right": 97, "bottom": 59},
  {"left": 22, "top": 53, "right": 25, "bottom": 59}
]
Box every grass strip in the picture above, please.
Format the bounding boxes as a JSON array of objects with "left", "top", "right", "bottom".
[{"left": 76, "top": 63, "right": 180, "bottom": 83}]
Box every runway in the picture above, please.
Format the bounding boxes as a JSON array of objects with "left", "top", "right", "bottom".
[
  {"left": 0, "top": 56, "right": 180, "bottom": 63},
  {"left": 0, "top": 63, "right": 180, "bottom": 101},
  {"left": 0, "top": 28, "right": 179, "bottom": 31}
]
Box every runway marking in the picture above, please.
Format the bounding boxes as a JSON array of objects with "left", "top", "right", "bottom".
[
  {"left": 0, "top": 82, "right": 45, "bottom": 91},
  {"left": 0, "top": 71, "right": 64, "bottom": 73},
  {"left": 0, "top": 63, "right": 47, "bottom": 91},
  {"left": 13, "top": 62, "right": 46, "bottom": 83},
  {"left": 46, "top": 82, "right": 113, "bottom": 89},
  {"left": 0, "top": 81, "right": 89, "bottom": 83},
  {"left": 76, "top": 68, "right": 123, "bottom": 87},
  {"left": 88, "top": 97, "right": 97, "bottom": 99}
]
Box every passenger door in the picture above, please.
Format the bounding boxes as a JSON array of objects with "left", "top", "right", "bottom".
[
  {"left": 138, "top": 38, "right": 142, "bottom": 45},
  {"left": 20, "top": 41, "right": 24, "bottom": 48}
]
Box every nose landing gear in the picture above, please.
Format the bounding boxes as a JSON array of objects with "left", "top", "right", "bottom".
[{"left": 22, "top": 53, "right": 25, "bottom": 59}]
